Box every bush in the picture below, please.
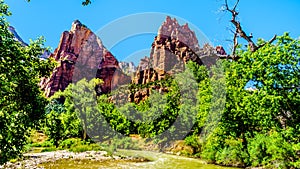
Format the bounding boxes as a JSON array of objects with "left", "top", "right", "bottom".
[
  {"left": 59, "top": 138, "right": 82, "bottom": 149},
  {"left": 41, "top": 147, "right": 57, "bottom": 152},
  {"left": 215, "top": 137, "right": 246, "bottom": 167},
  {"left": 69, "top": 144, "right": 103, "bottom": 153},
  {"left": 118, "top": 137, "right": 140, "bottom": 150},
  {"left": 247, "top": 131, "right": 296, "bottom": 168},
  {"left": 201, "top": 129, "right": 224, "bottom": 163},
  {"left": 59, "top": 138, "right": 103, "bottom": 152},
  {"left": 30, "top": 140, "right": 53, "bottom": 147},
  {"left": 69, "top": 145, "right": 93, "bottom": 152},
  {"left": 184, "top": 135, "right": 202, "bottom": 154}
]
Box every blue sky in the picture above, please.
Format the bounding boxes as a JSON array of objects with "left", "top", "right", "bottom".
[{"left": 6, "top": 0, "right": 300, "bottom": 63}]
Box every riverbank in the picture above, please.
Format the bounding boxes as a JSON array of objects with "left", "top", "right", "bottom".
[
  {"left": 0, "top": 134, "right": 243, "bottom": 169},
  {"left": 0, "top": 149, "right": 240, "bottom": 169},
  {"left": 0, "top": 150, "right": 148, "bottom": 169}
]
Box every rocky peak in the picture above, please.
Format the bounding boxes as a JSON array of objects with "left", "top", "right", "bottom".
[
  {"left": 130, "top": 16, "right": 226, "bottom": 103},
  {"left": 216, "top": 46, "right": 227, "bottom": 55},
  {"left": 8, "top": 26, "right": 28, "bottom": 46},
  {"left": 40, "top": 17, "right": 226, "bottom": 103},
  {"left": 119, "top": 61, "right": 136, "bottom": 76},
  {"left": 130, "top": 16, "right": 203, "bottom": 102},
  {"left": 40, "top": 20, "right": 130, "bottom": 97},
  {"left": 71, "top": 20, "right": 84, "bottom": 32},
  {"left": 157, "top": 16, "right": 200, "bottom": 52},
  {"left": 8, "top": 26, "right": 51, "bottom": 59}
]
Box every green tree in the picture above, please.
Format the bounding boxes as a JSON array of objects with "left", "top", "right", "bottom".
[
  {"left": 50, "top": 78, "right": 104, "bottom": 141},
  {"left": 54, "top": 78, "right": 120, "bottom": 141},
  {"left": 0, "top": 1, "right": 54, "bottom": 164},
  {"left": 43, "top": 99, "right": 82, "bottom": 146},
  {"left": 44, "top": 110, "right": 64, "bottom": 147},
  {"left": 201, "top": 34, "right": 300, "bottom": 168}
]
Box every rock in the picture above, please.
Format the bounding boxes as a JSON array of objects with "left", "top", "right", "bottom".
[
  {"left": 130, "top": 16, "right": 209, "bottom": 103},
  {"left": 216, "top": 45, "right": 227, "bottom": 55},
  {"left": 132, "top": 16, "right": 205, "bottom": 87},
  {"left": 119, "top": 61, "right": 136, "bottom": 76},
  {"left": 0, "top": 150, "right": 140, "bottom": 169},
  {"left": 40, "top": 20, "right": 130, "bottom": 97},
  {"left": 8, "top": 26, "right": 28, "bottom": 46},
  {"left": 40, "top": 17, "right": 226, "bottom": 104}
]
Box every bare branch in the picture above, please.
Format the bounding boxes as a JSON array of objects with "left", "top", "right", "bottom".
[
  {"left": 232, "top": 0, "right": 240, "bottom": 11},
  {"left": 226, "top": 27, "right": 236, "bottom": 34},
  {"left": 225, "top": 0, "right": 230, "bottom": 10},
  {"left": 256, "top": 35, "right": 277, "bottom": 50},
  {"left": 223, "top": 0, "right": 277, "bottom": 56},
  {"left": 232, "top": 28, "right": 238, "bottom": 56}
]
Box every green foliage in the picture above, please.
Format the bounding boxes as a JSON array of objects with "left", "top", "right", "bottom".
[
  {"left": 247, "top": 130, "right": 297, "bottom": 168},
  {"left": 81, "top": 0, "right": 91, "bottom": 6},
  {"left": 43, "top": 100, "right": 83, "bottom": 141},
  {"left": 67, "top": 78, "right": 104, "bottom": 140},
  {"left": 30, "top": 140, "right": 53, "bottom": 148},
  {"left": 184, "top": 134, "right": 201, "bottom": 154},
  {"left": 98, "top": 96, "right": 131, "bottom": 137},
  {"left": 0, "top": 1, "right": 54, "bottom": 164},
  {"left": 44, "top": 110, "right": 64, "bottom": 147},
  {"left": 200, "top": 33, "right": 300, "bottom": 168},
  {"left": 215, "top": 137, "right": 246, "bottom": 167},
  {"left": 59, "top": 138, "right": 83, "bottom": 149},
  {"left": 62, "top": 139, "right": 103, "bottom": 152},
  {"left": 110, "top": 136, "right": 140, "bottom": 150},
  {"left": 47, "top": 78, "right": 121, "bottom": 142},
  {"left": 41, "top": 147, "right": 57, "bottom": 152},
  {"left": 186, "top": 61, "right": 209, "bottom": 83},
  {"left": 134, "top": 88, "right": 179, "bottom": 138}
]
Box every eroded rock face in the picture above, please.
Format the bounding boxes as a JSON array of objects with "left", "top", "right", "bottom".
[
  {"left": 8, "top": 26, "right": 28, "bottom": 46},
  {"left": 41, "top": 17, "right": 226, "bottom": 104},
  {"left": 119, "top": 61, "right": 136, "bottom": 76},
  {"left": 158, "top": 16, "right": 200, "bottom": 52},
  {"left": 132, "top": 16, "right": 203, "bottom": 87},
  {"left": 40, "top": 20, "right": 129, "bottom": 97},
  {"left": 150, "top": 16, "right": 203, "bottom": 72},
  {"left": 129, "top": 16, "right": 226, "bottom": 103}
]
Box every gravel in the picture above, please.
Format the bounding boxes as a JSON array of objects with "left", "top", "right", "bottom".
[{"left": 0, "top": 150, "right": 121, "bottom": 169}]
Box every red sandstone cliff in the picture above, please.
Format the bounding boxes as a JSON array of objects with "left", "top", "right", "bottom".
[
  {"left": 41, "top": 17, "right": 226, "bottom": 101},
  {"left": 129, "top": 16, "right": 226, "bottom": 103},
  {"left": 40, "top": 20, "right": 130, "bottom": 97}
]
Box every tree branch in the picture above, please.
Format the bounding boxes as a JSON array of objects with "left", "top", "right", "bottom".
[
  {"left": 232, "top": 28, "right": 238, "bottom": 57},
  {"left": 82, "top": 0, "right": 91, "bottom": 6},
  {"left": 256, "top": 35, "right": 277, "bottom": 50},
  {"left": 222, "top": 0, "right": 277, "bottom": 59},
  {"left": 232, "top": 0, "right": 240, "bottom": 11}
]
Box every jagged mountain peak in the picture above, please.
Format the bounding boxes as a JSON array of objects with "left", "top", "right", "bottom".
[
  {"left": 71, "top": 19, "right": 89, "bottom": 33},
  {"left": 119, "top": 61, "right": 136, "bottom": 76},
  {"left": 40, "top": 20, "right": 130, "bottom": 97},
  {"left": 8, "top": 26, "right": 28, "bottom": 46},
  {"left": 39, "top": 18, "right": 226, "bottom": 100},
  {"left": 157, "top": 16, "right": 200, "bottom": 52}
]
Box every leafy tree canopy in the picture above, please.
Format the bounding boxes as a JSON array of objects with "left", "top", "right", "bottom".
[{"left": 0, "top": 0, "right": 54, "bottom": 164}]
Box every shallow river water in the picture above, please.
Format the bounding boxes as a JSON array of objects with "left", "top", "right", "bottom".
[{"left": 40, "top": 149, "right": 239, "bottom": 169}]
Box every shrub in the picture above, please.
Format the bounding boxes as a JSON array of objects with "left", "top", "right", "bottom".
[
  {"left": 184, "top": 135, "right": 202, "bottom": 154},
  {"left": 215, "top": 137, "right": 246, "bottom": 167},
  {"left": 59, "top": 138, "right": 82, "bottom": 149},
  {"left": 41, "top": 147, "right": 57, "bottom": 152},
  {"left": 247, "top": 131, "right": 296, "bottom": 168},
  {"left": 30, "top": 140, "right": 53, "bottom": 147}
]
